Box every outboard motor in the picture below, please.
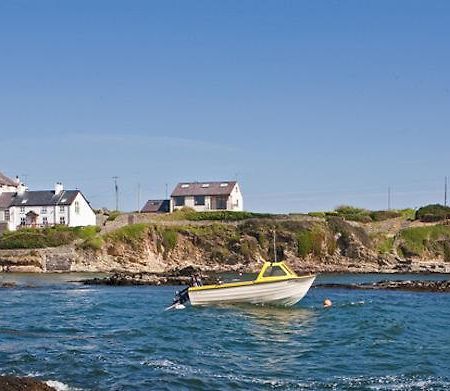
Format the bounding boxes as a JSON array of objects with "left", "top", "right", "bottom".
[{"left": 170, "top": 286, "right": 190, "bottom": 308}]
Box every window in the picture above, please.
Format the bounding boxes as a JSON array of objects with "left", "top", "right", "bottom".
[
  {"left": 220, "top": 183, "right": 228, "bottom": 187},
  {"left": 59, "top": 216, "right": 66, "bottom": 225},
  {"left": 194, "top": 195, "right": 205, "bottom": 206},
  {"left": 60, "top": 205, "right": 65, "bottom": 212},
  {"left": 4, "top": 210, "right": 9, "bottom": 222},
  {"left": 263, "top": 266, "right": 287, "bottom": 278},
  {"left": 42, "top": 217, "right": 48, "bottom": 226},
  {"left": 181, "top": 184, "right": 190, "bottom": 188},
  {"left": 75, "top": 201, "right": 80, "bottom": 214},
  {"left": 174, "top": 196, "right": 185, "bottom": 206},
  {"left": 41, "top": 207, "right": 47, "bottom": 214},
  {"left": 20, "top": 206, "right": 25, "bottom": 213},
  {"left": 201, "top": 183, "right": 210, "bottom": 188},
  {"left": 215, "top": 196, "right": 227, "bottom": 210},
  {"left": 20, "top": 217, "right": 26, "bottom": 226}
]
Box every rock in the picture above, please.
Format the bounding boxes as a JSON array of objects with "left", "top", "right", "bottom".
[
  {"left": 0, "top": 282, "right": 16, "bottom": 288},
  {"left": 316, "top": 280, "right": 450, "bottom": 293},
  {"left": 0, "top": 376, "right": 56, "bottom": 391}
]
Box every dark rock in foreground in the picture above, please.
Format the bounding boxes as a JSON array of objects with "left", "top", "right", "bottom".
[
  {"left": 0, "top": 376, "right": 55, "bottom": 391},
  {"left": 317, "top": 280, "right": 450, "bottom": 293}
]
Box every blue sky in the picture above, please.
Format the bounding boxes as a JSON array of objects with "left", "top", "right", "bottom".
[{"left": 1, "top": 0, "right": 450, "bottom": 212}]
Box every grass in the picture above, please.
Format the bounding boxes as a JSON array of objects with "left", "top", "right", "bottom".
[
  {"left": 309, "top": 206, "right": 402, "bottom": 223},
  {"left": 0, "top": 225, "right": 99, "bottom": 249},
  {"left": 104, "top": 224, "right": 148, "bottom": 247},
  {"left": 106, "top": 211, "right": 121, "bottom": 222},
  {"left": 398, "top": 225, "right": 450, "bottom": 257},
  {"left": 376, "top": 236, "right": 395, "bottom": 254},
  {"left": 161, "top": 229, "right": 178, "bottom": 252}
]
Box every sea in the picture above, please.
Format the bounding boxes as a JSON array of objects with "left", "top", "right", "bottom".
[{"left": 0, "top": 272, "right": 449, "bottom": 391}]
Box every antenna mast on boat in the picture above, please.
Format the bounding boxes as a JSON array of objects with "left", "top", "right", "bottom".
[{"left": 273, "top": 230, "right": 277, "bottom": 263}]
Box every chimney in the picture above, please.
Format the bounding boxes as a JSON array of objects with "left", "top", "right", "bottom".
[
  {"left": 55, "top": 182, "right": 64, "bottom": 195},
  {"left": 17, "top": 183, "right": 26, "bottom": 195}
]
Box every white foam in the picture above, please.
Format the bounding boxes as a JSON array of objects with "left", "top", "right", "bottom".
[{"left": 45, "top": 380, "right": 81, "bottom": 391}]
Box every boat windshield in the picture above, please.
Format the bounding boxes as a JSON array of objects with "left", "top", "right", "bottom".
[{"left": 262, "top": 265, "right": 287, "bottom": 277}]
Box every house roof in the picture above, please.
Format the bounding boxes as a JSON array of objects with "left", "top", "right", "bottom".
[
  {"left": 0, "top": 192, "right": 14, "bottom": 209},
  {"left": 0, "top": 172, "right": 18, "bottom": 187},
  {"left": 171, "top": 181, "right": 237, "bottom": 197},
  {"left": 141, "top": 199, "right": 170, "bottom": 213},
  {"left": 9, "top": 190, "right": 80, "bottom": 207}
]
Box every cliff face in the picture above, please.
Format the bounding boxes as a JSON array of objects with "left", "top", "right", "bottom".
[{"left": 1, "top": 216, "right": 450, "bottom": 274}]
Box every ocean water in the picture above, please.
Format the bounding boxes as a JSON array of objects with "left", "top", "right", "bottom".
[{"left": 0, "top": 273, "right": 450, "bottom": 390}]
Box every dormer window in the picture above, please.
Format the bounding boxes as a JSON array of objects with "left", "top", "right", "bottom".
[
  {"left": 220, "top": 183, "right": 228, "bottom": 187},
  {"left": 201, "top": 184, "right": 210, "bottom": 188}
]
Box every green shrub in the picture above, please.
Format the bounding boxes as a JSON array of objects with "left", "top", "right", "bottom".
[
  {"left": 106, "top": 224, "right": 148, "bottom": 246},
  {"left": 415, "top": 204, "right": 450, "bottom": 222},
  {"left": 161, "top": 229, "right": 177, "bottom": 252},
  {"left": 297, "top": 230, "right": 313, "bottom": 257},
  {"left": 79, "top": 236, "right": 104, "bottom": 251},
  {"left": 106, "top": 211, "right": 121, "bottom": 222},
  {"left": 369, "top": 210, "right": 401, "bottom": 222},
  {"left": 377, "top": 236, "right": 395, "bottom": 254},
  {"left": 398, "top": 225, "right": 450, "bottom": 257}
]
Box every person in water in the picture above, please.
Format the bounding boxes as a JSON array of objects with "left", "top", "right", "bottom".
[{"left": 323, "top": 298, "right": 332, "bottom": 308}]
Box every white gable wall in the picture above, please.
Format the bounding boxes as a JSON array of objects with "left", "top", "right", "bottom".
[{"left": 68, "top": 193, "right": 96, "bottom": 227}]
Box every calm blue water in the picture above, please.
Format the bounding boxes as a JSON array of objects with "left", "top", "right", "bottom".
[{"left": 1, "top": 273, "right": 450, "bottom": 390}]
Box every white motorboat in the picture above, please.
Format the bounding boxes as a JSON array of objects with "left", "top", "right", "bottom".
[{"left": 171, "top": 261, "right": 316, "bottom": 308}]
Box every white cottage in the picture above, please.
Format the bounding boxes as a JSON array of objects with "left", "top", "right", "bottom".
[
  {"left": 171, "top": 181, "right": 243, "bottom": 212},
  {"left": 0, "top": 171, "right": 19, "bottom": 194},
  {"left": 7, "top": 183, "right": 96, "bottom": 231}
]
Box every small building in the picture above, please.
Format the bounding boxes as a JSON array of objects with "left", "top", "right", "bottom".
[
  {"left": 7, "top": 182, "right": 96, "bottom": 231},
  {"left": 141, "top": 199, "right": 170, "bottom": 214},
  {"left": 0, "top": 171, "right": 19, "bottom": 194},
  {"left": 171, "top": 181, "right": 243, "bottom": 212}
]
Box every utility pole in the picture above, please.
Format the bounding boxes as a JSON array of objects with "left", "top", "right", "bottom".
[
  {"left": 165, "top": 183, "right": 168, "bottom": 200},
  {"left": 137, "top": 182, "right": 141, "bottom": 213},
  {"left": 113, "top": 176, "right": 119, "bottom": 211},
  {"left": 388, "top": 186, "right": 391, "bottom": 211},
  {"left": 445, "top": 176, "right": 448, "bottom": 207},
  {"left": 273, "top": 230, "right": 277, "bottom": 263}
]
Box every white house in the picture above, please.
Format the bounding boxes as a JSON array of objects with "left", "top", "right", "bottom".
[
  {"left": 6, "top": 182, "right": 96, "bottom": 231},
  {"left": 171, "top": 181, "right": 243, "bottom": 212},
  {"left": 0, "top": 171, "right": 19, "bottom": 194}
]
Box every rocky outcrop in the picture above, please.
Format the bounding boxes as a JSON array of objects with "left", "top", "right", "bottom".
[
  {"left": 2, "top": 217, "right": 450, "bottom": 274},
  {"left": 0, "top": 376, "right": 56, "bottom": 391},
  {"left": 317, "top": 279, "right": 450, "bottom": 293}
]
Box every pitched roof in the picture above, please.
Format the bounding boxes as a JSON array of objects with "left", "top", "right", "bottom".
[
  {"left": 9, "top": 190, "right": 80, "bottom": 207},
  {"left": 141, "top": 199, "right": 170, "bottom": 213},
  {"left": 0, "top": 172, "right": 18, "bottom": 187},
  {"left": 0, "top": 192, "right": 14, "bottom": 209},
  {"left": 171, "top": 181, "right": 237, "bottom": 197}
]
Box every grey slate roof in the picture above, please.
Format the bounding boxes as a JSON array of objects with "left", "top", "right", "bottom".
[
  {"left": 171, "top": 181, "right": 237, "bottom": 197},
  {"left": 0, "top": 192, "right": 14, "bottom": 209},
  {"left": 9, "top": 190, "right": 80, "bottom": 207},
  {"left": 141, "top": 199, "right": 170, "bottom": 213},
  {"left": 0, "top": 172, "right": 18, "bottom": 187}
]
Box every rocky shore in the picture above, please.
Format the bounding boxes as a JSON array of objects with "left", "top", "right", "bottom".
[
  {"left": 81, "top": 266, "right": 218, "bottom": 286},
  {"left": 0, "top": 376, "right": 55, "bottom": 391},
  {"left": 317, "top": 279, "right": 450, "bottom": 293}
]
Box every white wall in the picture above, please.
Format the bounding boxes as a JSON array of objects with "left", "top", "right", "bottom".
[
  {"left": 7, "top": 193, "right": 96, "bottom": 231},
  {"left": 68, "top": 193, "right": 96, "bottom": 227},
  {"left": 171, "top": 184, "right": 244, "bottom": 212}
]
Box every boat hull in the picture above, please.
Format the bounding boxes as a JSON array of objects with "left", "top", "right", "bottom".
[{"left": 188, "top": 276, "right": 316, "bottom": 307}]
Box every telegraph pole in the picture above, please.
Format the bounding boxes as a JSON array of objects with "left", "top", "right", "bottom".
[
  {"left": 445, "top": 176, "right": 448, "bottom": 207},
  {"left": 387, "top": 186, "right": 391, "bottom": 211},
  {"left": 113, "top": 176, "right": 119, "bottom": 211},
  {"left": 165, "top": 183, "right": 168, "bottom": 200}
]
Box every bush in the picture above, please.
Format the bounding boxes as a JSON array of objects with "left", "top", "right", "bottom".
[
  {"left": 161, "top": 229, "right": 178, "bottom": 252},
  {"left": 106, "top": 211, "right": 121, "bottom": 222},
  {"left": 0, "top": 226, "right": 87, "bottom": 249},
  {"left": 369, "top": 210, "right": 401, "bottom": 222},
  {"left": 415, "top": 204, "right": 450, "bottom": 222},
  {"left": 398, "top": 225, "right": 450, "bottom": 257},
  {"left": 106, "top": 224, "right": 148, "bottom": 246}
]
